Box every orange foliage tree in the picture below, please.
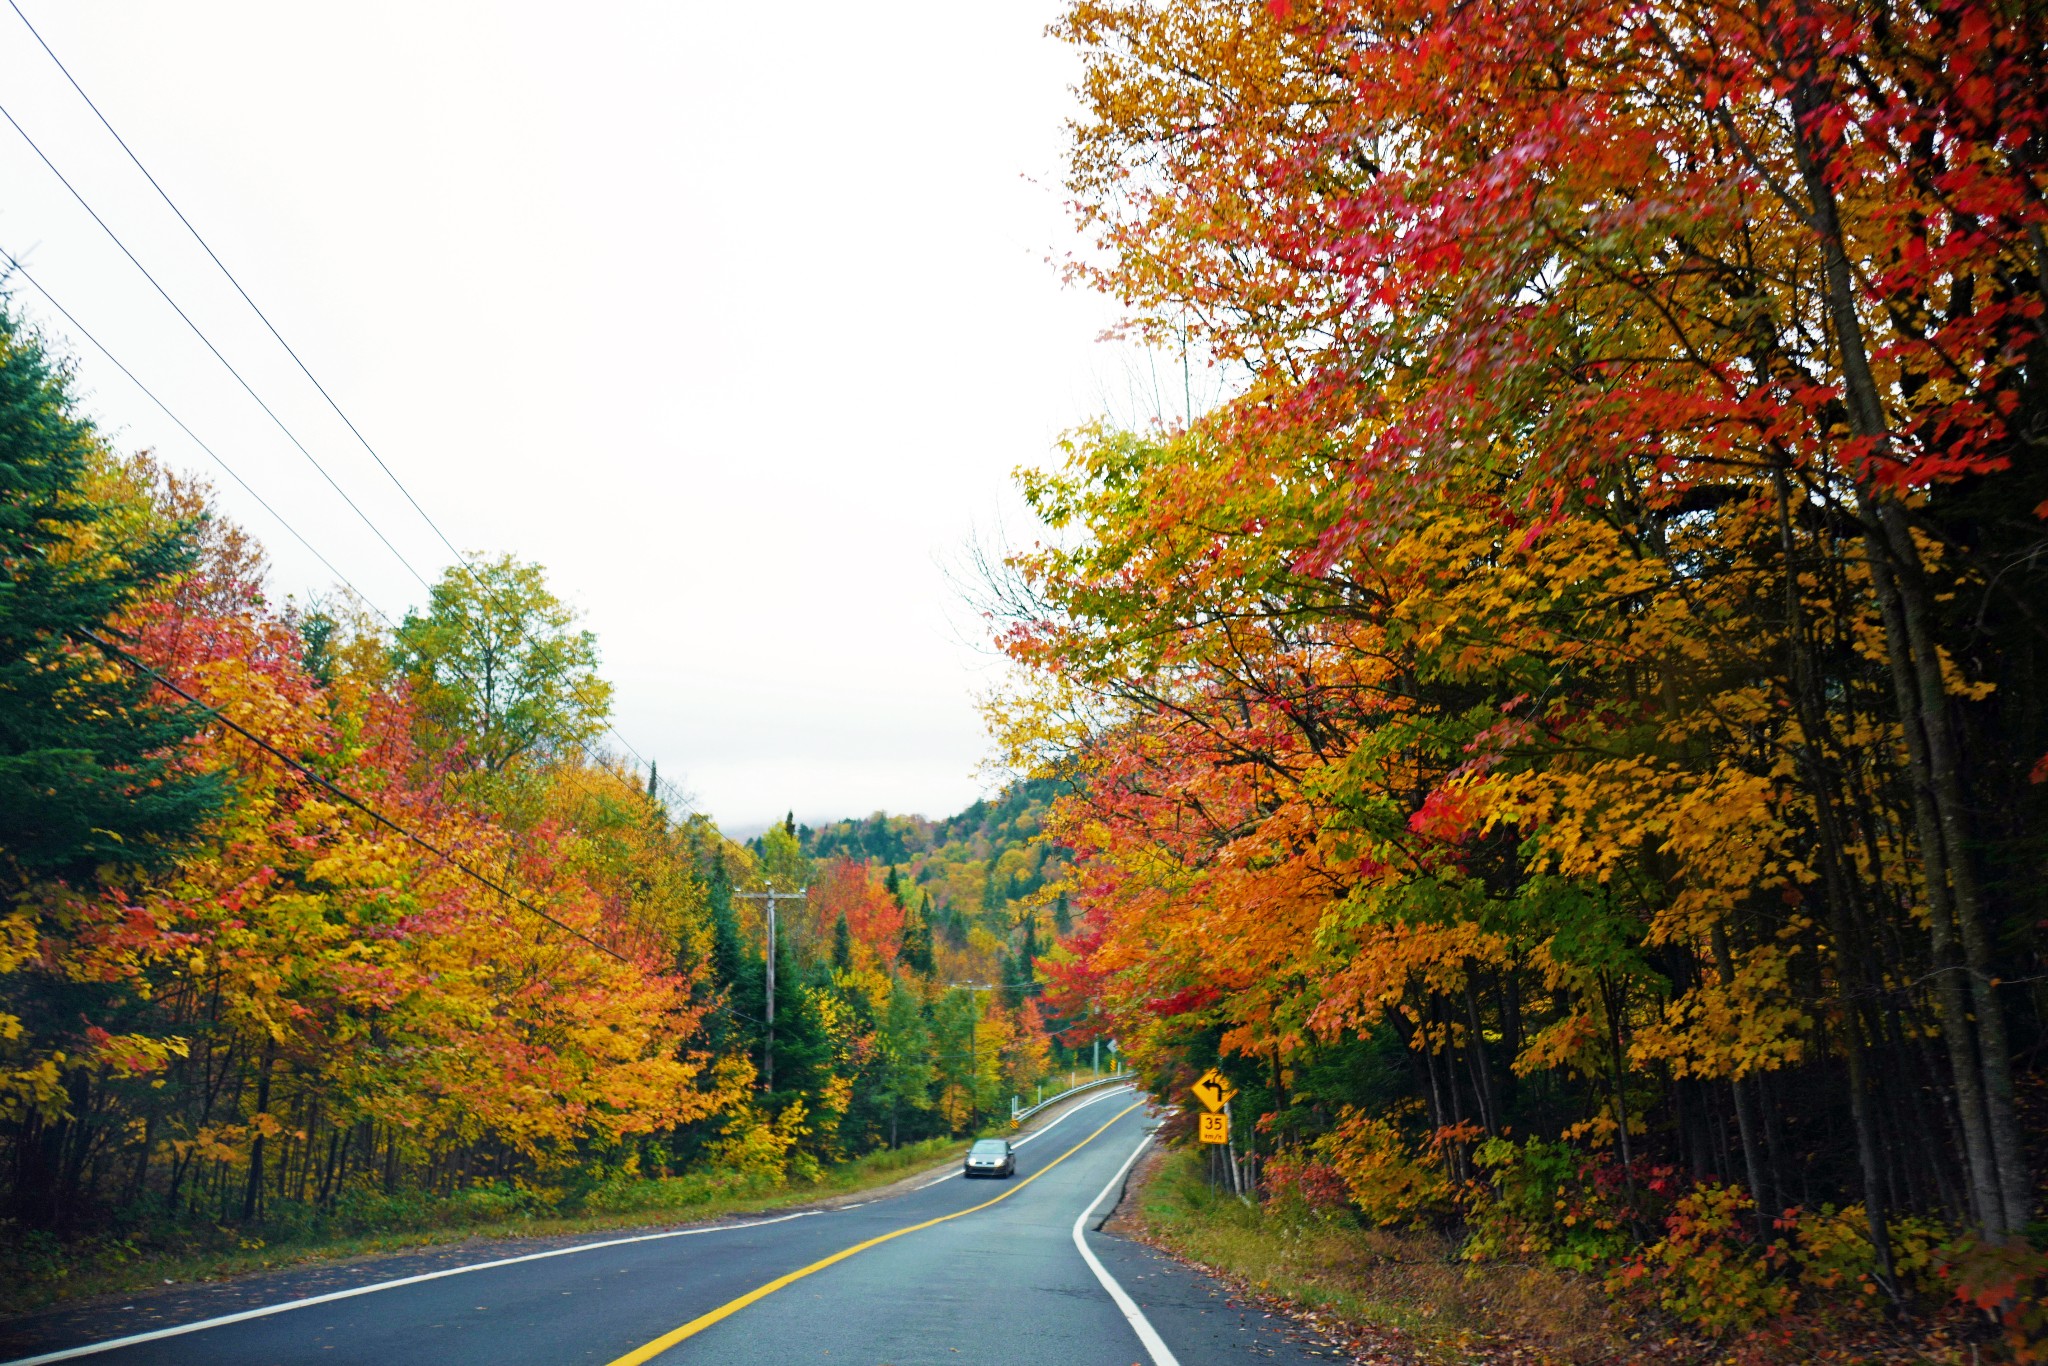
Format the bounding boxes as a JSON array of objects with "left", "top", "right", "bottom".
[{"left": 1002, "top": 0, "right": 2046, "bottom": 1344}]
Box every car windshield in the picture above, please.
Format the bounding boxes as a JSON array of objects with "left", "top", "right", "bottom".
[{"left": 970, "top": 1140, "right": 1008, "bottom": 1155}]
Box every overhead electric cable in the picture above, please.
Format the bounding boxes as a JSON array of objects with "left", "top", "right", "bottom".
[
  {"left": 5, "top": 251, "right": 694, "bottom": 830},
  {"left": 6, "top": 0, "right": 476, "bottom": 575},
  {"left": 69, "top": 628, "right": 748, "bottom": 1027},
  {"left": 0, "top": 99, "right": 436, "bottom": 591},
  {"left": 73, "top": 625, "right": 632, "bottom": 964},
  {"left": 5, "top": 12, "right": 689, "bottom": 810},
  {"left": 2, "top": 247, "right": 398, "bottom": 629}
]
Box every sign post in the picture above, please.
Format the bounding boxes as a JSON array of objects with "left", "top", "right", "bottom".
[{"left": 1190, "top": 1068, "right": 1238, "bottom": 1192}]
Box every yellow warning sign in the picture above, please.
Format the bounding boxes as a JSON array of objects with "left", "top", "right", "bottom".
[
  {"left": 1191, "top": 1068, "right": 1238, "bottom": 1112},
  {"left": 1198, "top": 1112, "right": 1230, "bottom": 1145}
]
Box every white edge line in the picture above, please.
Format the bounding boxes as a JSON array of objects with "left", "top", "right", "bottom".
[
  {"left": 0, "top": 1210, "right": 818, "bottom": 1366},
  {"left": 914, "top": 1084, "right": 1135, "bottom": 1190},
  {"left": 1072, "top": 1132, "right": 1180, "bottom": 1366}
]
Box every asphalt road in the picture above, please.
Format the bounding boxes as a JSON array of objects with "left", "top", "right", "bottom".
[{"left": 1, "top": 1090, "right": 1346, "bottom": 1366}]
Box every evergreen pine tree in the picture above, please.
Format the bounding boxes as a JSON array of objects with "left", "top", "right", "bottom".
[
  {"left": 897, "top": 892, "right": 936, "bottom": 975},
  {"left": 299, "top": 609, "right": 338, "bottom": 687},
  {"left": 766, "top": 931, "right": 830, "bottom": 1112},
  {"left": 997, "top": 913, "right": 1041, "bottom": 1006},
  {"left": 832, "top": 912, "right": 852, "bottom": 971},
  {"left": 876, "top": 980, "right": 935, "bottom": 1147},
  {"left": 704, "top": 852, "right": 763, "bottom": 1048},
  {"left": 0, "top": 306, "right": 226, "bottom": 887},
  {"left": 668, "top": 848, "right": 757, "bottom": 1168},
  {"left": 1052, "top": 890, "right": 1071, "bottom": 937}
]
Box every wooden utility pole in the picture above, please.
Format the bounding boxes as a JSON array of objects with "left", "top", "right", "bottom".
[
  {"left": 950, "top": 982, "right": 994, "bottom": 1122},
  {"left": 737, "top": 881, "right": 806, "bottom": 1093}
]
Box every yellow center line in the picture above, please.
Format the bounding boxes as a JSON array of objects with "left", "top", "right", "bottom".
[{"left": 601, "top": 1098, "right": 1147, "bottom": 1366}]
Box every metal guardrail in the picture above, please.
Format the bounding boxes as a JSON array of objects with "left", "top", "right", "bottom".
[{"left": 1011, "top": 1071, "right": 1136, "bottom": 1127}]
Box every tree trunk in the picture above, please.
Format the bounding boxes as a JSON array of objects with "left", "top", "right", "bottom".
[
  {"left": 1782, "top": 67, "right": 2029, "bottom": 1235},
  {"left": 242, "top": 1045, "right": 274, "bottom": 1223},
  {"left": 1873, "top": 502, "right": 2031, "bottom": 1233},
  {"left": 1711, "top": 926, "right": 1771, "bottom": 1230},
  {"left": 1462, "top": 975, "right": 1500, "bottom": 1136}
]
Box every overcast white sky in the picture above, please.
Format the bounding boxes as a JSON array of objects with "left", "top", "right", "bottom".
[{"left": 0, "top": 2, "right": 1156, "bottom": 832}]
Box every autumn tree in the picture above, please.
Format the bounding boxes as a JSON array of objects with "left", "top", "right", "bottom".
[
  {"left": 995, "top": 0, "right": 2047, "bottom": 1341},
  {"left": 897, "top": 893, "right": 936, "bottom": 975},
  {"left": 0, "top": 308, "right": 230, "bottom": 1220}
]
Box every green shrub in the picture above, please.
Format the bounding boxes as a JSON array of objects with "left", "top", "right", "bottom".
[
  {"left": 1464, "top": 1136, "right": 1633, "bottom": 1273},
  {"left": 582, "top": 1168, "right": 775, "bottom": 1214},
  {"left": 329, "top": 1182, "right": 554, "bottom": 1235}
]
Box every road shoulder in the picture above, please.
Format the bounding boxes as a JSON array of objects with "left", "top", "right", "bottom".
[
  {"left": 1101, "top": 1144, "right": 1636, "bottom": 1366},
  {"left": 1085, "top": 1134, "right": 1359, "bottom": 1364}
]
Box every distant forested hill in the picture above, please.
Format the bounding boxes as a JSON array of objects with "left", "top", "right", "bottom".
[{"left": 795, "top": 778, "right": 1075, "bottom": 1000}]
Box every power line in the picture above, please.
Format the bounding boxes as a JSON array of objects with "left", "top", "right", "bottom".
[
  {"left": 6, "top": 0, "right": 476, "bottom": 578},
  {"left": 2, "top": 247, "right": 399, "bottom": 630},
  {"left": 73, "top": 625, "right": 632, "bottom": 964},
  {"left": 3, "top": 247, "right": 690, "bottom": 824},
  {"left": 78, "top": 627, "right": 768, "bottom": 1034},
  {"left": 3, "top": 13, "right": 690, "bottom": 812},
  {"left": 3, "top": 19, "right": 691, "bottom": 819},
  {"left": 0, "top": 98, "right": 436, "bottom": 591}
]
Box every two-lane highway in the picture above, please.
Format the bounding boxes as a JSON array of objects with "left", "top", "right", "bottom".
[{"left": 3, "top": 1091, "right": 1341, "bottom": 1365}]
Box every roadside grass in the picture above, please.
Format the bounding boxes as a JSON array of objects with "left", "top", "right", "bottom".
[
  {"left": 0, "top": 1137, "right": 967, "bottom": 1320},
  {"left": 1129, "top": 1150, "right": 1626, "bottom": 1365}
]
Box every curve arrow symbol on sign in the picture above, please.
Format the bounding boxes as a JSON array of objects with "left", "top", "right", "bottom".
[{"left": 1190, "top": 1068, "right": 1236, "bottom": 1112}]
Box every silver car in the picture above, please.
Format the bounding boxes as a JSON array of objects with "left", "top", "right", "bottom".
[{"left": 964, "top": 1137, "right": 1016, "bottom": 1178}]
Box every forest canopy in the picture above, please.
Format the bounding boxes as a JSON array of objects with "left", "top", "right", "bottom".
[{"left": 993, "top": 0, "right": 2048, "bottom": 1353}]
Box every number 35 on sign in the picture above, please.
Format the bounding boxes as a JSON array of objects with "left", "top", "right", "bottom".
[{"left": 1198, "top": 1112, "right": 1229, "bottom": 1145}]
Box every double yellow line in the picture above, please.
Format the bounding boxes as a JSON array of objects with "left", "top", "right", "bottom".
[{"left": 603, "top": 1098, "right": 1146, "bottom": 1365}]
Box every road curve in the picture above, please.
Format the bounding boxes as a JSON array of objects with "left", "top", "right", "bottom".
[{"left": 2, "top": 1091, "right": 1342, "bottom": 1365}]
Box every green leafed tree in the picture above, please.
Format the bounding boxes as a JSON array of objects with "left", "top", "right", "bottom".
[
  {"left": 750, "top": 822, "right": 812, "bottom": 918},
  {"left": 393, "top": 553, "right": 611, "bottom": 772}
]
